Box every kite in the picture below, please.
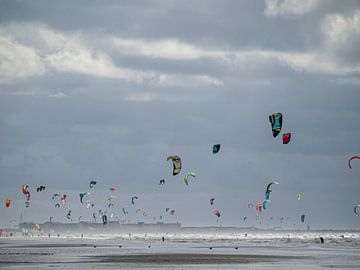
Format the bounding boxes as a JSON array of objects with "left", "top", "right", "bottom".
[
  {"left": 5, "top": 199, "right": 10, "bottom": 208},
  {"left": 296, "top": 194, "right": 301, "bottom": 201},
  {"left": 110, "top": 187, "right": 116, "bottom": 192},
  {"left": 55, "top": 203, "right": 60, "bottom": 208},
  {"left": 52, "top": 193, "right": 60, "bottom": 200},
  {"left": 89, "top": 180, "right": 97, "bottom": 188},
  {"left": 170, "top": 210, "right": 175, "bottom": 215},
  {"left": 66, "top": 210, "right": 71, "bottom": 220},
  {"left": 102, "top": 214, "right": 108, "bottom": 225},
  {"left": 243, "top": 216, "right": 248, "bottom": 222},
  {"left": 212, "top": 144, "right": 221, "bottom": 154},
  {"left": 22, "top": 184, "right": 30, "bottom": 201},
  {"left": 22, "top": 184, "right": 28, "bottom": 195},
  {"left": 348, "top": 156, "right": 360, "bottom": 169},
  {"left": 301, "top": 214, "right": 305, "bottom": 223},
  {"left": 269, "top": 113, "right": 283, "bottom": 138},
  {"left": 49, "top": 216, "right": 53, "bottom": 223},
  {"left": 60, "top": 195, "right": 67, "bottom": 205},
  {"left": 266, "top": 181, "right": 279, "bottom": 199},
  {"left": 85, "top": 200, "right": 93, "bottom": 208},
  {"left": 79, "top": 193, "right": 89, "bottom": 204},
  {"left": 131, "top": 196, "right": 138, "bottom": 205},
  {"left": 282, "top": 133, "right": 291, "bottom": 144},
  {"left": 25, "top": 201, "right": 30, "bottom": 208},
  {"left": 136, "top": 209, "right": 141, "bottom": 214},
  {"left": 167, "top": 155, "right": 182, "bottom": 176},
  {"left": 166, "top": 207, "right": 170, "bottom": 212},
  {"left": 36, "top": 185, "right": 46, "bottom": 192},
  {"left": 256, "top": 201, "right": 263, "bottom": 214},
  {"left": 184, "top": 172, "right": 196, "bottom": 185},
  {"left": 213, "top": 210, "right": 220, "bottom": 218},
  {"left": 210, "top": 198, "right": 215, "bottom": 205},
  {"left": 265, "top": 190, "right": 270, "bottom": 200},
  {"left": 122, "top": 207, "right": 128, "bottom": 215},
  {"left": 159, "top": 179, "right": 165, "bottom": 185},
  {"left": 354, "top": 205, "right": 360, "bottom": 216},
  {"left": 262, "top": 200, "right": 270, "bottom": 210}
]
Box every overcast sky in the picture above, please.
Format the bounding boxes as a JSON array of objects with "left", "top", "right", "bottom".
[{"left": 0, "top": 0, "right": 360, "bottom": 229}]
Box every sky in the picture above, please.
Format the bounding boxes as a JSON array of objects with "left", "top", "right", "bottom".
[{"left": 0, "top": 0, "right": 360, "bottom": 229}]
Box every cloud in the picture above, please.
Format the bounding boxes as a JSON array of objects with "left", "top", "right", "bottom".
[
  {"left": 322, "top": 10, "right": 360, "bottom": 45},
  {"left": 1, "top": 20, "right": 359, "bottom": 92},
  {"left": 264, "top": 0, "right": 320, "bottom": 17},
  {"left": 0, "top": 24, "right": 223, "bottom": 89},
  {"left": 0, "top": 32, "right": 46, "bottom": 84},
  {"left": 38, "top": 27, "right": 150, "bottom": 83},
  {"left": 112, "top": 37, "right": 220, "bottom": 60},
  {"left": 111, "top": 36, "right": 360, "bottom": 77},
  {"left": 48, "top": 92, "right": 67, "bottom": 98},
  {"left": 151, "top": 74, "right": 224, "bottom": 87}
]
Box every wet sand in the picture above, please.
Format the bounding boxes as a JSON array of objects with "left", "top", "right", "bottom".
[{"left": 93, "top": 253, "right": 302, "bottom": 264}]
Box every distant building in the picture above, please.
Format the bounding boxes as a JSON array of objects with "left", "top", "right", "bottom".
[{"left": 18, "top": 221, "right": 181, "bottom": 234}]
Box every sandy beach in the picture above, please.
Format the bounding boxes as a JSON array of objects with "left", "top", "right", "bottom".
[
  {"left": 92, "top": 253, "right": 301, "bottom": 264},
  {"left": 0, "top": 231, "right": 359, "bottom": 269}
]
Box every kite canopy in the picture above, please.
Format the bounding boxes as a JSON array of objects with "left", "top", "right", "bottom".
[
  {"left": 256, "top": 201, "right": 263, "bottom": 214},
  {"left": 170, "top": 210, "right": 175, "bottom": 215},
  {"left": 262, "top": 200, "right": 270, "bottom": 210},
  {"left": 354, "top": 205, "right": 360, "bottom": 215},
  {"left": 89, "top": 180, "right": 97, "bottom": 188},
  {"left": 301, "top": 214, "right": 305, "bottom": 223},
  {"left": 269, "top": 113, "right": 283, "bottom": 137},
  {"left": 265, "top": 190, "right": 270, "bottom": 200},
  {"left": 36, "top": 185, "right": 46, "bottom": 192},
  {"left": 296, "top": 194, "right": 301, "bottom": 201},
  {"left": 282, "top": 133, "right": 291, "bottom": 144},
  {"left": 22, "top": 184, "right": 28, "bottom": 195},
  {"left": 210, "top": 198, "right": 215, "bottom": 205},
  {"left": 266, "top": 181, "right": 279, "bottom": 200},
  {"left": 66, "top": 210, "right": 71, "bottom": 220},
  {"left": 60, "top": 195, "right": 67, "bottom": 205},
  {"left": 348, "top": 156, "right": 360, "bottom": 169},
  {"left": 212, "top": 144, "right": 221, "bottom": 154},
  {"left": 5, "top": 199, "right": 10, "bottom": 208},
  {"left": 213, "top": 210, "right": 220, "bottom": 217},
  {"left": 102, "top": 214, "right": 108, "bottom": 224},
  {"left": 184, "top": 172, "right": 196, "bottom": 185},
  {"left": 167, "top": 155, "right": 182, "bottom": 176},
  {"left": 22, "top": 184, "right": 30, "bottom": 201},
  {"left": 266, "top": 181, "right": 279, "bottom": 192},
  {"left": 79, "top": 193, "right": 89, "bottom": 204},
  {"left": 131, "top": 196, "right": 138, "bottom": 205}
]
